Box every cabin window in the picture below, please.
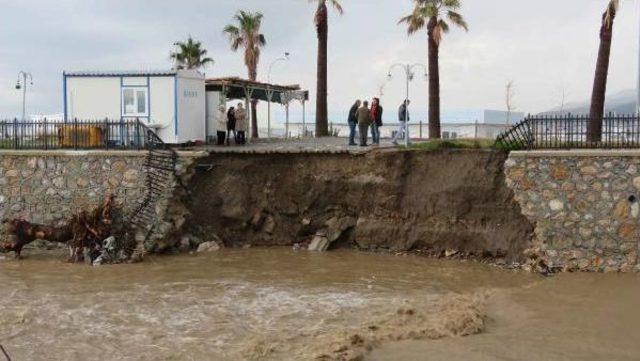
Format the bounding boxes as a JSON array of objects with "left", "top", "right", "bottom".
[{"left": 122, "top": 87, "right": 148, "bottom": 117}]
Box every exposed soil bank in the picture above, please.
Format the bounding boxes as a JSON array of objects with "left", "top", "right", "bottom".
[{"left": 185, "top": 149, "right": 533, "bottom": 261}]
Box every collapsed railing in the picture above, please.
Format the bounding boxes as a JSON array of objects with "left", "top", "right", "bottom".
[
  {"left": 129, "top": 124, "right": 179, "bottom": 233},
  {"left": 495, "top": 113, "right": 640, "bottom": 151}
]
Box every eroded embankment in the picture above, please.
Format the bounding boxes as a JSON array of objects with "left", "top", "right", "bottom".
[{"left": 184, "top": 149, "right": 533, "bottom": 261}]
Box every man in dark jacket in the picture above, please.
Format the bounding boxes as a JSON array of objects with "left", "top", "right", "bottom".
[
  {"left": 370, "top": 97, "right": 383, "bottom": 145},
  {"left": 347, "top": 100, "right": 361, "bottom": 145},
  {"left": 357, "top": 101, "right": 372, "bottom": 147},
  {"left": 393, "top": 99, "right": 410, "bottom": 145}
]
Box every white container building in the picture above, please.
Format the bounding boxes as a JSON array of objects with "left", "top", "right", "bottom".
[{"left": 63, "top": 70, "right": 205, "bottom": 144}]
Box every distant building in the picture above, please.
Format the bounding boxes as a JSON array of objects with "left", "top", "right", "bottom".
[{"left": 439, "top": 109, "right": 524, "bottom": 140}]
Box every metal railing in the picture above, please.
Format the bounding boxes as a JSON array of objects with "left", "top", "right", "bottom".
[
  {"left": 495, "top": 114, "right": 640, "bottom": 150},
  {"left": 280, "top": 121, "right": 512, "bottom": 140},
  {"left": 129, "top": 125, "right": 179, "bottom": 233},
  {"left": 0, "top": 118, "right": 147, "bottom": 150}
]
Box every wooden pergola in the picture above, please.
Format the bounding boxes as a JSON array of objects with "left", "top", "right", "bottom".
[{"left": 206, "top": 77, "right": 309, "bottom": 138}]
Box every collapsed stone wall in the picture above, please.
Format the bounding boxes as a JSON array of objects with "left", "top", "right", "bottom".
[
  {"left": 185, "top": 149, "right": 533, "bottom": 261},
  {"left": 505, "top": 150, "right": 640, "bottom": 272},
  {"left": 0, "top": 150, "right": 200, "bottom": 254}
]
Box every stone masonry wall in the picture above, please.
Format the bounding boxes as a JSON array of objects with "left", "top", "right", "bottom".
[
  {"left": 505, "top": 150, "right": 640, "bottom": 272},
  {"left": 0, "top": 150, "right": 202, "bottom": 251}
]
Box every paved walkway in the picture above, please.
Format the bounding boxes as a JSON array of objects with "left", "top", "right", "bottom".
[{"left": 187, "top": 137, "right": 406, "bottom": 154}]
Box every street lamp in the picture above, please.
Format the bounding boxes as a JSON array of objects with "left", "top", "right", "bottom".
[
  {"left": 16, "top": 71, "right": 33, "bottom": 121},
  {"left": 387, "top": 63, "right": 427, "bottom": 147},
  {"left": 268, "top": 52, "right": 290, "bottom": 84},
  {"left": 267, "top": 52, "right": 290, "bottom": 138}
]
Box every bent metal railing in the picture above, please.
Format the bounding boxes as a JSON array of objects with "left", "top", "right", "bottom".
[
  {"left": 495, "top": 114, "right": 640, "bottom": 151},
  {"left": 129, "top": 124, "right": 179, "bottom": 233}
]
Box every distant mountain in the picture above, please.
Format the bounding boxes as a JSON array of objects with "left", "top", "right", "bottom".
[{"left": 543, "top": 89, "right": 637, "bottom": 115}]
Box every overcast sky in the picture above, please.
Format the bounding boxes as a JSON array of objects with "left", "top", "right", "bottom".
[{"left": 0, "top": 0, "right": 639, "bottom": 123}]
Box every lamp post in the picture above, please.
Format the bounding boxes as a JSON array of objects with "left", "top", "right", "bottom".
[
  {"left": 387, "top": 63, "right": 427, "bottom": 147},
  {"left": 16, "top": 71, "right": 33, "bottom": 121},
  {"left": 267, "top": 52, "right": 290, "bottom": 138}
]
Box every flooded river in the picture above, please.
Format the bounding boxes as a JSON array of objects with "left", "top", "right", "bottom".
[{"left": 0, "top": 249, "right": 638, "bottom": 361}]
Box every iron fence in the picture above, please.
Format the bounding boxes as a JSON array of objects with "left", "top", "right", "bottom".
[
  {"left": 0, "top": 118, "right": 148, "bottom": 150},
  {"left": 495, "top": 114, "right": 640, "bottom": 150}
]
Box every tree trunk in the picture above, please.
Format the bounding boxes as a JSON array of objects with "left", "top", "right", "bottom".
[
  {"left": 588, "top": 7, "right": 616, "bottom": 143},
  {"left": 427, "top": 17, "right": 441, "bottom": 140},
  {"left": 249, "top": 67, "right": 259, "bottom": 138},
  {"left": 315, "top": 3, "right": 329, "bottom": 137}
]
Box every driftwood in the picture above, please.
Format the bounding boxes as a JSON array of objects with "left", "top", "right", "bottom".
[
  {"left": 0, "top": 344, "right": 11, "bottom": 361},
  {"left": 1, "top": 194, "right": 123, "bottom": 263}
]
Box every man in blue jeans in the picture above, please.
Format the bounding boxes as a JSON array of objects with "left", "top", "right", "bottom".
[
  {"left": 347, "top": 99, "right": 361, "bottom": 146},
  {"left": 393, "top": 99, "right": 410, "bottom": 145}
]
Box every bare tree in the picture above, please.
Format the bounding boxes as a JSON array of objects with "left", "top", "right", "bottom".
[
  {"left": 558, "top": 85, "right": 568, "bottom": 114},
  {"left": 505, "top": 80, "right": 515, "bottom": 124}
]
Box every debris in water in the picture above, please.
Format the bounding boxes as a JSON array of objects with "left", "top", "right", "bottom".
[{"left": 1, "top": 194, "right": 136, "bottom": 264}]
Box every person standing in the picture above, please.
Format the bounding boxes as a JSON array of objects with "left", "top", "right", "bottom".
[
  {"left": 356, "top": 101, "right": 372, "bottom": 147},
  {"left": 370, "top": 97, "right": 383, "bottom": 145},
  {"left": 393, "top": 100, "right": 410, "bottom": 145},
  {"left": 226, "top": 106, "right": 237, "bottom": 146},
  {"left": 235, "top": 102, "right": 247, "bottom": 145},
  {"left": 347, "top": 100, "right": 361, "bottom": 146},
  {"left": 216, "top": 105, "right": 227, "bottom": 146}
]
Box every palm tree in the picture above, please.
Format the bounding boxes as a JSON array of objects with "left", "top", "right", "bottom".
[
  {"left": 588, "top": 0, "right": 619, "bottom": 143},
  {"left": 170, "top": 37, "right": 214, "bottom": 70},
  {"left": 311, "top": 0, "right": 343, "bottom": 137},
  {"left": 400, "top": 0, "right": 468, "bottom": 140},
  {"left": 223, "top": 10, "right": 267, "bottom": 138}
]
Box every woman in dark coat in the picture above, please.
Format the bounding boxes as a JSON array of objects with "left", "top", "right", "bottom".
[{"left": 226, "top": 107, "right": 237, "bottom": 146}]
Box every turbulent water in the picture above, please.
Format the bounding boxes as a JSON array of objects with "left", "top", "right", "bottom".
[{"left": 0, "top": 249, "right": 638, "bottom": 361}]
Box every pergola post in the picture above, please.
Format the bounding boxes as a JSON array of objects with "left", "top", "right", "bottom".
[
  {"left": 285, "top": 102, "right": 290, "bottom": 139},
  {"left": 301, "top": 99, "right": 307, "bottom": 138},
  {"left": 266, "top": 87, "right": 275, "bottom": 139},
  {"left": 243, "top": 86, "right": 254, "bottom": 143}
]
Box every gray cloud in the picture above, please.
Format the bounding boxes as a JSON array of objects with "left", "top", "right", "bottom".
[{"left": 0, "top": 0, "right": 638, "bottom": 123}]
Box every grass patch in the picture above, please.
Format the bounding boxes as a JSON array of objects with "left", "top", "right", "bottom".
[{"left": 405, "top": 138, "right": 496, "bottom": 151}]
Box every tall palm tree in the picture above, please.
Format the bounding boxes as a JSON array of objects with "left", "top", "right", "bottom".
[
  {"left": 311, "top": 0, "right": 343, "bottom": 137},
  {"left": 400, "top": 0, "right": 468, "bottom": 140},
  {"left": 588, "top": 0, "right": 619, "bottom": 143},
  {"left": 223, "top": 10, "right": 267, "bottom": 138},
  {"left": 170, "top": 37, "right": 214, "bottom": 70}
]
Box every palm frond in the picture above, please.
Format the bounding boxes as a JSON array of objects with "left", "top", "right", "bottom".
[
  {"left": 447, "top": 10, "right": 468, "bottom": 31},
  {"left": 399, "top": 6, "right": 426, "bottom": 35},
  {"left": 330, "top": 0, "right": 344, "bottom": 14}
]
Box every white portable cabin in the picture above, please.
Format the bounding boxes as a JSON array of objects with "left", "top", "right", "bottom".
[{"left": 63, "top": 70, "right": 206, "bottom": 144}]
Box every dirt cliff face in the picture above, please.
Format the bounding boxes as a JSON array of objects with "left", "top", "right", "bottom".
[{"left": 185, "top": 149, "right": 533, "bottom": 260}]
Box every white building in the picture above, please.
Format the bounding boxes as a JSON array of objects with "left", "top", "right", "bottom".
[{"left": 63, "top": 70, "right": 205, "bottom": 144}]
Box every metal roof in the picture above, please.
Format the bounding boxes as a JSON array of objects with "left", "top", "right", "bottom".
[
  {"left": 205, "top": 77, "right": 301, "bottom": 92},
  {"left": 205, "top": 77, "right": 308, "bottom": 104},
  {"left": 64, "top": 70, "right": 178, "bottom": 77}
]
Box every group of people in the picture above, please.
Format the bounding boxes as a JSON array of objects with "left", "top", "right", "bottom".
[
  {"left": 216, "top": 102, "right": 248, "bottom": 146},
  {"left": 348, "top": 98, "right": 383, "bottom": 147},
  {"left": 347, "top": 98, "right": 410, "bottom": 146}
]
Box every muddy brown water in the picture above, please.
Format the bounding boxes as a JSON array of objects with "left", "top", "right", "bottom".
[{"left": 0, "top": 249, "right": 638, "bottom": 361}]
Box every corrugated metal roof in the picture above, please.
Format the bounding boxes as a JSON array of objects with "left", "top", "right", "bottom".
[{"left": 64, "top": 70, "right": 178, "bottom": 77}]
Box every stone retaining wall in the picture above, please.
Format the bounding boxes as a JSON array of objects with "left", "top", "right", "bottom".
[
  {"left": 505, "top": 150, "right": 640, "bottom": 272},
  {"left": 0, "top": 150, "right": 203, "bottom": 250}
]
